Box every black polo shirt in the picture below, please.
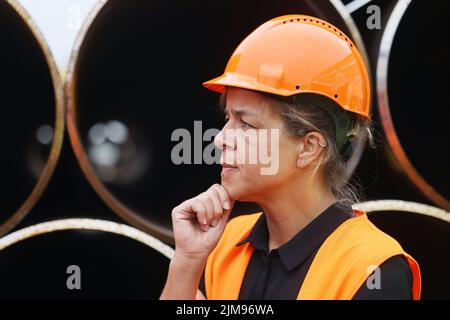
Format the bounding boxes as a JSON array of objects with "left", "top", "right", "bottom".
[{"left": 199, "top": 202, "right": 412, "bottom": 300}]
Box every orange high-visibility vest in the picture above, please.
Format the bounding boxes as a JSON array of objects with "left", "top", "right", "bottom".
[{"left": 204, "top": 209, "right": 421, "bottom": 300}]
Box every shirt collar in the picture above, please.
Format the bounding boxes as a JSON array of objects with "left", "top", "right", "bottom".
[{"left": 236, "top": 202, "right": 354, "bottom": 271}]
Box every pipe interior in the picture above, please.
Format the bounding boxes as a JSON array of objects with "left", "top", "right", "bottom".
[
  {"left": 73, "top": 0, "right": 357, "bottom": 230},
  {"left": 0, "top": 1, "right": 55, "bottom": 225},
  {"left": 0, "top": 230, "right": 169, "bottom": 299},
  {"left": 388, "top": 0, "right": 450, "bottom": 199},
  {"left": 369, "top": 211, "right": 450, "bottom": 299}
]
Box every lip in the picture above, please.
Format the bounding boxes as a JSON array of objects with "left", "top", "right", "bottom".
[{"left": 221, "top": 163, "right": 238, "bottom": 175}]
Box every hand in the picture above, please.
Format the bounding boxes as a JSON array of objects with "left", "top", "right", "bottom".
[{"left": 171, "top": 184, "right": 235, "bottom": 260}]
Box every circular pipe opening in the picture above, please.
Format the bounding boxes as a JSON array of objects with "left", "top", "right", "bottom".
[
  {"left": 66, "top": 0, "right": 371, "bottom": 243},
  {"left": 377, "top": 0, "right": 450, "bottom": 210},
  {"left": 369, "top": 210, "right": 450, "bottom": 299},
  {"left": 0, "top": 0, "right": 64, "bottom": 236},
  {"left": 356, "top": 200, "right": 450, "bottom": 299},
  {"left": 0, "top": 219, "right": 170, "bottom": 299}
]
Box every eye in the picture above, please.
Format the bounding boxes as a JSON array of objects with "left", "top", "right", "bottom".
[{"left": 241, "top": 120, "right": 254, "bottom": 129}]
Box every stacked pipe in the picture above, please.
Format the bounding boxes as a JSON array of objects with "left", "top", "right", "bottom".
[
  {"left": 65, "top": 0, "right": 369, "bottom": 243},
  {"left": 0, "top": 0, "right": 64, "bottom": 236}
]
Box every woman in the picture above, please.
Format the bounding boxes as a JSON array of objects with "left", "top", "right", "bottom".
[{"left": 160, "top": 15, "right": 421, "bottom": 300}]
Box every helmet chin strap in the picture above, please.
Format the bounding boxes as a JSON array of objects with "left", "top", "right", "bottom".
[{"left": 339, "top": 137, "right": 355, "bottom": 162}]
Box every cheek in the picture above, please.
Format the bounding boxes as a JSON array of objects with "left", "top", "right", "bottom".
[
  {"left": 223, "top": 156, "right": 291, "bottom": 201},
  {"left": 237, "top": 163, "right": 262, "bottom": 180},
  {"left": 235, "top": 131, "right": 276, "bottom": 166},
  {"left": 235, "top": 133, "right": 258, "bottom": 166},
  {"left": 224, "top": 130, "right": 295, "bottom": 199}
]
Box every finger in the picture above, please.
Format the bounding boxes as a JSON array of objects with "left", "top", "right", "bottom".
[
  {"left": 199, "top": 196, "right": 215, "bottom": 228},
  {"left": 210, "top": 184, "right": 231, "bottom": 210},
  {"left": 172, "top": 199, "right": 197, "bottom": 220},
  {"left": 190, "top": 199, "right": 209, "bottom": 231},
  {"left": 208, "top": 189, "right": 223, "bottom": 227},
  {"left": 217, "top": 184, "right": 235, "bottom": 222}
]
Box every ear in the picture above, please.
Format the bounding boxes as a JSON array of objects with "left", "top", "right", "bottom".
[{"left": 296, "top": 131, "right": 327, "bottom": 168}]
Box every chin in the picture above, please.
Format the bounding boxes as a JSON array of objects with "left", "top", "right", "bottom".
[{"left": 220, "top": 179, "right": 259, "bottom": 202}]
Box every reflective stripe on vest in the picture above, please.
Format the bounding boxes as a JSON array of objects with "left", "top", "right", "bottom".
[{"left": 204, "top": 209, "right": 421, "bottom": 300}]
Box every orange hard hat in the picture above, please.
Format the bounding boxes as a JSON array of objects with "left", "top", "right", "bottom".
[{"left": 203, "top": 14, "right": 371, "bottom": 119}]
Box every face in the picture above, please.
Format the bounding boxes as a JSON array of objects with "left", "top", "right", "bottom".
[{"left": 214, "top": 88, "right": 301, "bottom": 202}]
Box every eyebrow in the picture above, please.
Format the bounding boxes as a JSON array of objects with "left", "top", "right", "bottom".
[{"left": 224, "top": 108, "right": 259, "bottom": 119}]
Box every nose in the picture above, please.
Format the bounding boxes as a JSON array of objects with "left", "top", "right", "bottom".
[{"left": 214, "top": 124, "right": 235, "bottom": 152}]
